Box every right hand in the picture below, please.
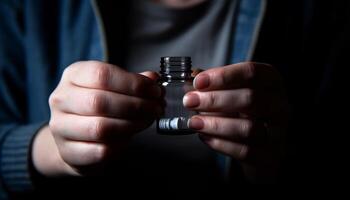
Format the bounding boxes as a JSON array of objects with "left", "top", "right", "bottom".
[{"left": 36, "top": 61, "right": 162, "bottom": 176}]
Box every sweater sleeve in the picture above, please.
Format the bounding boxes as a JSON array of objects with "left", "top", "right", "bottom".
[
  {"left": 0, "top": 0, "right": 43, "bottom": 197},
  {"left": 0, "top": 123, "right": 47, "bottom": 195}
]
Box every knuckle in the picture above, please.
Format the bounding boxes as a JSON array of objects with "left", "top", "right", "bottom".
[
  {"left": 132, "top": 99, "right": 143, "bottom": 112},
  {"left": 242, "top": 89, "right": 254, "bottom": 108},
  {"left": 63, "top": 62, "right": 82, "bottom": 77},
  {"left": 206, "top": 92, "right": 218, "bottom": 108},
  {"left": 89, "top": 118, "right": 107, "bottom": 141},
  {"left": 244, "top": 62, "right": 257, "bottom": 80},
  {"left": 240, "top": 120, "right": 253, "bottom": 139},
  {"left": 62, "top": 67, "right": 71, "bottom": 78},
  {"left": 93, "top": 63, "right": 111, "bottom": 88},
  {"left": 130, "top": 98, "right": 147, "bottom": 114},
  {"left": 210, "top": 138, "right": 221, "bottom": 149},
  {"left": 89, "top": 92, "right": 107, "bottom": 114},
  {"left": 130, "top": 77, "right": 145, "bottom": 95},
  {"left": 62, "top": 65, "right": 73, "bottom": 77},
  {"left": 215, "top": 68, "right": 228, "bottom": 86},
  {"left": 48, "top": 92, "right": 60, "bottom": 107},
  {"left": 93, "top": 145, "right": 108, "bottom": 162},
  {"left": 208, "top": 118, "right": 220, "bottom": 133}
]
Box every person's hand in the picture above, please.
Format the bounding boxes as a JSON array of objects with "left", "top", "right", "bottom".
[
  {"left": 183, "top": 62, "right": 289, "bottom": 183},
  {"left": 33, "top": 61, "right": 162, "bottom": 176}
]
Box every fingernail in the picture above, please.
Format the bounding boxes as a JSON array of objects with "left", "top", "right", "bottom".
[
  {"left": 194, "top": 73, "right": 210, "bottom": 90},
  {"left": 199, "top": 134, "right": 212, "bottom": 143},
  {"left": 183, "top": 93, "right": 200, "bottom": 108},
  {"left": 189, "top": 117, "right": 204, "bottom": 130},
  {"left": 150, "top": 85, "right": 162, "bottom": 98}
]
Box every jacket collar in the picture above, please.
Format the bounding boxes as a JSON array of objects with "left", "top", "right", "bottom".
[
  {"left": 91, "top": 0, "right": 108, "bottom": 62},
  {"left": 230, "top": 0, "right": 267, "bottom": 63}
]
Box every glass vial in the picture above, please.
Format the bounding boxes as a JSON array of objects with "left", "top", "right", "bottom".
[{"left": 157, "top": 57, "right": 196, "bottom": 135}]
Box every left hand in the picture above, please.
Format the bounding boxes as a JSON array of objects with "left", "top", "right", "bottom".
[{"left": 183, "top": 62, "right": 289, "bottom": 182}]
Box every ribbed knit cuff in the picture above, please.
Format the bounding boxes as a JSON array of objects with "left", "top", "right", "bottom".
[{"left": 0, "top": 122, "right": 47, "bottom": 193}]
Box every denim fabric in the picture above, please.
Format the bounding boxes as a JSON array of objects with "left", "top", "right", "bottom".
[{"left": 231, "top": 0, "right": 266, "bottom": 63}]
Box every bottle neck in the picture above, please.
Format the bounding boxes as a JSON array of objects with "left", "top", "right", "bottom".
[
  {"left": 159, "top": 56, "right": 192, "bottom": 82},
  {"left": 160, "top": 71, "right": 193, "bottom": 82}
]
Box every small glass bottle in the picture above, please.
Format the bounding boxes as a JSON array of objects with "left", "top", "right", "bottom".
[{"left": 157, "top": 56, "right": 196, "bottom": 135}]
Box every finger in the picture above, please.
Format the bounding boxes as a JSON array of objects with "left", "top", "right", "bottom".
[
  {"left": 199, "top": 111, "right": 240, "bottom": 118},
  {"left": 64, "top": 61, "right": 161, "bottom": 98},
  {"left": 193, "top": 62, "right": 281, "bottom": 91},
  {"left": 50, "top": 86, "right": 163, "bottom": 119},
  {"left": 56, "top": 139, "right": 110, "bottom": 167},
  {"left": 190, "top": 115, "right": 269, "bottom": 145},
  {"left": 184, "top": 89, "right": 284, "bottom": 117},
  {"left": 50, "top": 112, "right": 153, "bottom": 142},
  {"left": 139, "top": 71, "right": 160, "bottom": 81},
  {"left": 183, "top": 89, "right": 254, "bottom": 113},
  {"left": 199, "top": 135, "right": 251, "bottom": 161},
  {"left": 189, "top": 116, "right": 257, "bottom": 143}
]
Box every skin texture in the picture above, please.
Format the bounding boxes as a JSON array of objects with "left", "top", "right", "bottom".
[
  {"left": 184, "top": 62, "right": 289, "bottom": 183},
  {"left": 32, "top": 61, "right": 162, "bottom": 176}
]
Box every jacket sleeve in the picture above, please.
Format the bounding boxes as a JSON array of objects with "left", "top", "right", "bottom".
[{"left": 0, "top": 1, "right": 46, "bottom": 198}]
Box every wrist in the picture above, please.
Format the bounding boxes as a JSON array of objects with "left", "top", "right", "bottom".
[{"left": 31, "top": 125, "right": 77, "bottom": 177}]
